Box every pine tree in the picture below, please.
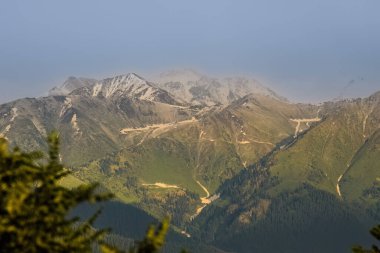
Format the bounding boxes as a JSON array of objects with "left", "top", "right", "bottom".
[
  {"left": 100, "top": 218, "right": 172, "bottom": 253},
  {"left": 0, "top": 132, "right": 112, "bottom": 253},
  {"left": 0, "top": 132, "right": 182, "bottom": 253}
]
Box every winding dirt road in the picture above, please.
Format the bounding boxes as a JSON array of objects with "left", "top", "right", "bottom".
[
  {"left": 336, "top": 174, "right": 343, "bottom": 198},
  {"left": 120, "top": 117, "right": 198, "bottom": 134},
  {"left": 142, "top": 182, "right": 181, "bottom": 189},
  {"left": 142, "top": 179, "right": 217, "bottom": 221},
  {"left": 290, "top": 117, "right": 321, "bottom": 137}
]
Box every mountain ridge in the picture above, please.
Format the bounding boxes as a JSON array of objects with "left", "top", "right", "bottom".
[{"left": 155, "top": 69, "right": 286, "bottom": 106}]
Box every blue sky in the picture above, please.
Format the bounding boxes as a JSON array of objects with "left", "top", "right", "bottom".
[{"left": 0, "top": 0, "right": 379, "bottom": 103}]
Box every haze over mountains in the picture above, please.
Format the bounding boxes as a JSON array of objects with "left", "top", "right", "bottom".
[
  {"left": 47, "top": 70, "right": 284, "bottom": 105},
  {"left": 0, "top": 70, "right": 379, "bottom": 253}
]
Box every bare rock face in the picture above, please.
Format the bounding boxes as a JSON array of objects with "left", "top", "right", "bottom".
[{"left": 52, "top": 73, "right": 184, "bottom": 106}]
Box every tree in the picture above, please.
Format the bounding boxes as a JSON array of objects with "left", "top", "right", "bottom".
[
  {"left": 353, "top": 225, "right": 380, "bottom": 253},
  {"left": 0, "top": 132, "right": 183, "bottom": 253},
  {"left": 100, "top": 218, "right": 172, "bottom": 253},
  {"left": 0, "top": 132, "right": 113, "bottom": 252}
]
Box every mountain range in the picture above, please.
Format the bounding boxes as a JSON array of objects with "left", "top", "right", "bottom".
[{"left": 0, "top": 70, "right": 379, "bottom": 253}]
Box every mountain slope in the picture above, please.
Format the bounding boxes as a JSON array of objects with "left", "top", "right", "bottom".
[
  {"left": 341, "top": 128, "right": 380, "bottom": 202},
  {"left": 71, "top": 93, "right": 319, "bottom": 225},
  {"left": 190, "top": 92, "right": 380, "bottom": 253},
  {"left": 0, "top": 73, "right": 193, "bottom": 166},
  {"left": 269, "top": 94, "right": 380, "bottom": 197}
]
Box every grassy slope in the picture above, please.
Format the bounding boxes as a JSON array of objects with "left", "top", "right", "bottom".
[
  {"left": 65, "top": 95, "right": 320, "bottom": 229},
  {"left": 58, "top": 174, "right": 86, "bottom": 188},
  {"left": 0, "top": 91, "right": 319, "bottom": 202},
  {"left": 341, "top": 129, "right": 380, "bottom": 202},
  {"left": 191, "top": 95, "right": 380, "bottom": 253},
  {"left": 75, "top": 95, "right": 319, "bottom": 200},
  {"left": 270, "top": 98, "right": 380, "bottom": 197}
]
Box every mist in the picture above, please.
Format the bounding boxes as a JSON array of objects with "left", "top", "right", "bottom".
[{"left": 1, "top": 0, "right": 379, "bottom": 103}]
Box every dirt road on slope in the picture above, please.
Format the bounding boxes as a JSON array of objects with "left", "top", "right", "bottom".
[{"left": 290, "top": 117, "right": 321, "bottom": 137}]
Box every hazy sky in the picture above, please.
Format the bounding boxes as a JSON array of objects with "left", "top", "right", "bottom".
[{"left": 0, "top": 0, "right": 379, "bottom": 103}]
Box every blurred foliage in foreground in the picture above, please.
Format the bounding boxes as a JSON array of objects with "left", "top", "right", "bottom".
[{"left": 0, "top": 132, "right": 176, "bottom": 253}]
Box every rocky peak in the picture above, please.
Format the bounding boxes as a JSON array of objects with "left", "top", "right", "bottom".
[
  {"left": 100, "top": 73, "right": 151, "bottom": 98},
  {"left": 49, "top": 77, "right": 98, "bottom": 96}
]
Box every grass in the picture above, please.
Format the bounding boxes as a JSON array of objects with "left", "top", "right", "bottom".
[
  {"left": 341, "top": 129, "right": 380, "bottom": 201},
  {"left": 58, "top": 174, "right": 86, "bottom": 188},
  {"left": 135, "top": 147, "right": 202, "bottom": 195},
  {"left": 269, "top": 106, "right": 370, "bottom": 197}
]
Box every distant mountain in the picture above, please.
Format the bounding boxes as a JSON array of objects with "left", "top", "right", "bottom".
[
  {"left": 51, "top": 73, "right": 183, "bottom": 105},
  {"left": 49, "top": 76, "right": 98, "bottom": 96},
  {"left": 156, "top": 69, "right": 286, "bottom": 106}
]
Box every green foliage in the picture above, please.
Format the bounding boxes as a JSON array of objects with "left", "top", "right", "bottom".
[
  {"left": 130, "top": 218, "right": 170, "bottom": 253},
  {"left": 0, "top": 132, "right": 184, "bottom": 253},
  {"left": 352, "top": 225, "right": 380, "bottom": 253},
  {"left": 98, "top": 218, "right": 176, "bottom": 253},
  {"left": 0, "top": 132, "right": 112, "bottom": 253},
  {"left": 342, "top": 129, "right": 380, "bottom": 201}
]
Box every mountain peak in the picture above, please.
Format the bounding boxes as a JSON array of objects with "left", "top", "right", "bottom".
[
  {"left": 101, "top": 73, "right": 151, "bottom": 98},
  {"left": 369, "top": 90, "right": 380, "bottom": 99},
  {"left": 129, "top": 72, "right": 145, "bottom": 80},
  {"left": 49, "top": 77, "right": 98, "bottom": 96},
  {"left": 155, "top": 70, "right": 286, "bottom": 106},
  {"left": 66, "top": 76, "right": 78, "bottom": 81},
  {"left": 90, "top": 73, "right": 181, "bottom": 105},
  {"left": 110, "top": 73, "right": 146, "bottom": 83}
]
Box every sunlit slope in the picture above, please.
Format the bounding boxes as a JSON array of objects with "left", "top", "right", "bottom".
[
  {"left": 341, "top": 128, "right": 380, "bottom": 202},
  {"left": 190, "top": 94, "right": 380, "bottom": 253},
  {"left": 270, "top": 93, "right": 380, "bottom": 197}
]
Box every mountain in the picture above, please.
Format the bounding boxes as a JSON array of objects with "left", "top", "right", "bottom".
[
  {"left": 70, "top": 92, "right": 318, "bottom": 224},
  {"left": 0, "top": 72, "right": 379, "bottom": 253},
  {"left": 191, "top": 92, "right": 380, "bottom": 253},
  {"left": 86, "top": 73, "right": 184, "bottom": 105},
  {"left": 49, "top": 76, "right": 98, "bottom": 96},
  {"left": 156, "top": 69, "right": 286, "bottom": 106},
  {"left": 52, "top": 73, "right": 184, "bottom": 104},
  {"left": 0, "top": 73, "right": 191, "bottom": 166}
]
